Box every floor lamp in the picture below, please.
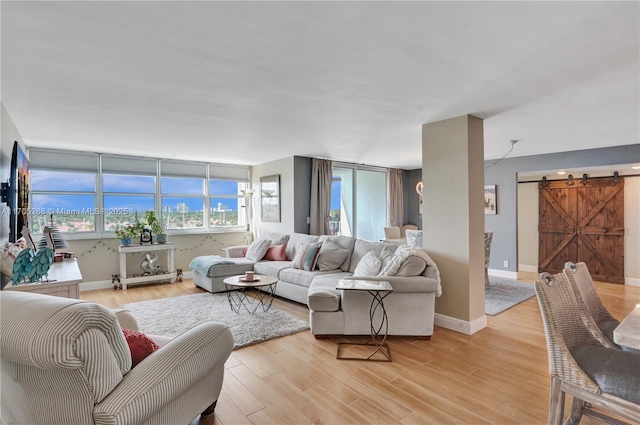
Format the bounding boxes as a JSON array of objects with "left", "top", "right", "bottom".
[{"left": 240, "top": 189, "right": 255, "bottom": 243}]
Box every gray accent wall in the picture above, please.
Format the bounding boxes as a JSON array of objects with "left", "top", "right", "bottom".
[
  {"left": 404, "top": 169, "right": 422, "bottom": 228},
  {"left": 293, "top": 156, "right": 312, "bottom": 234},
  {"left": 484, "top": 144, "right": 640, "bottom": 273}
]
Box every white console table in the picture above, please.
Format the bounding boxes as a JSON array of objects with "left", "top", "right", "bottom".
[
  {"left": 4, "top": 259, "right": 83, "bottom": 299},
  {"left": 118, "top": 243, "right": 176, "bottom": 290}
]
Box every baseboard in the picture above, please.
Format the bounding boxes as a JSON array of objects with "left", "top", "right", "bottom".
[
  {"left": 625, "top": 277, "right": 640, "bottom": 287},
  {"left": 488, "top": 269, "right": 518, "bottom": 279},
  {"left": 434, "top": 313, "right": 487, "bottom": 335},
  {"left": 80, "top": 269, "right": 194, "bottom": 292},
  {"left": 518, "top": 264, "right": 538, "bottom": 273},
  {"left": 80, "top": 280, "right": 113, "bottom": 291}
]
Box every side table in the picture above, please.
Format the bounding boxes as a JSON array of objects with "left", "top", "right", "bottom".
[
  {"left": 223, "top": 274, "right": 278, "bottom": 314},
  {"left": 118, "top": 243, "right": 176, "bottom": 290},
  {"left": 336, "top": 279, "right": 394, "bottom": 362}
]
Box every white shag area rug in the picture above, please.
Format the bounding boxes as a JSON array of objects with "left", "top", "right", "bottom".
[
  {"left": 485, "top": 277, "right": 536, "bottom": 316},
  {"left": 123, "top": 293, "right": 309, "bottom": 349}
]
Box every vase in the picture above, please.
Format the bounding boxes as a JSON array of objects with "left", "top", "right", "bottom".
[{"left": 120, "top": 237, "right": 132, "bottom": 246}]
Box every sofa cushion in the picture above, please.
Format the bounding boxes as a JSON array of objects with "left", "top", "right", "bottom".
[
  {"left": 350, "top": 239, "right": 398, "bottom": 273},
  {"left": 258, "top": 231, "right": 290, "bottom": 246},
  {"left": 353, "top": 251, "right": 382, "bottom": 276},
  {"left": 254, "top": 260, "right": 291, "bottom": 278},
  {"left": 396, "top": 256, "right": 428, "bottom": 277},
  {"left": 279, "top": 268, "right": 337, "bottom": 287},
  {"left": 307, "top": 278, "right": 342, "bottom": 312},
  {"left": 286, "top": 233, "right": 320, "bottom": 261},
  {"left": 264, "top": 244, "right": 287, "bottom": 261},
  {"left": 245, "top": 238, "right": 271, "bottom": 261},
  {"left": 292, "top": 242, "right": 322, "bottom": 271},
  {"left": 316, "top": 239, "right": 350, "bottom": 271},
  {"left": 570, "top": 345, "right": 640, "bottom": 404}
]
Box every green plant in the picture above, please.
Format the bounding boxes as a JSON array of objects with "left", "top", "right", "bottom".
[
  {"left": 114, "top": 224, "right": 140, "bottom": 239},
  {"left": 144, "top": 210, "right": 164, "bottom": 234}
]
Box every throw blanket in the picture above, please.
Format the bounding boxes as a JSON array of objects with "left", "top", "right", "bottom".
[
  {"left": 379, "top": 246, "right": 442, "bottom": 297},
  {"left": 189, "top": 255, "right": 235, "bottom": 277}
]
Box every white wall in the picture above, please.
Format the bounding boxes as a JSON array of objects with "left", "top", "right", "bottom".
[
  {"left": 251, "top": 157, "right": 296, "bottom": 236},
  {"left": 517, "top": 176, "right": 640, "bottom": 285}
]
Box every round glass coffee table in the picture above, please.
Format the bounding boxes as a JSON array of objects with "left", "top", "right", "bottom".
[{"left": 223, "top": 274, "right": 278, "bottom": 314}]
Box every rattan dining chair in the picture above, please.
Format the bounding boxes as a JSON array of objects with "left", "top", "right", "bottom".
[
  {"left": 563, "top": 262, "right": 621, "bottom": 346},
  {"left": 484, "top": 231, "right": 493, "bottom": 288},
  {"left": 534, "top": 272, "right": 640, "bottom": 425}
]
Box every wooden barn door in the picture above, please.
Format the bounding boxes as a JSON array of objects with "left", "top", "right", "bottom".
[{"left": 538, "top": 176, "right": 624, "bottom": 283}]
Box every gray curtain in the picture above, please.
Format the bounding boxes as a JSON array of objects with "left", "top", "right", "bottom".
[
  {"left": 388, "top": 168, "right": 403, "bottom": 227},
  {"left": 310, "top": 158, "right": 333, "bottom": 235}
]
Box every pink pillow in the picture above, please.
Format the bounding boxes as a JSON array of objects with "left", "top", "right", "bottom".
[
  {"left": 122, "top": 328, "right": 159, "bottom": 367},
  {"left": 264, "top": 244, "right": 286, "bottom": 261}
]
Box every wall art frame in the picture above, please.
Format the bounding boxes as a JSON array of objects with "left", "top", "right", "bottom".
[
  {"left": 484, "top": 184, "right": 497, "bottom": 214},
  {"left": 261, "top": 174, "right": 281, "bottom": 222}
]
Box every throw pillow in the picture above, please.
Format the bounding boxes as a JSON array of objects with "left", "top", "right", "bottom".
[
  {"left": 291, "top": 242, "right": 322, "bottom": 271},
  {"left": 406, "top": 230, "right": 423, "bottom": 249},
  {"left": 122, "top": 328, "right": 159, "bottom": 367},
  {"left": 245, "top": 238, "right": 272, "bottom": 261},
  {"left": 396, "top": 256, "right": 427, "bottom": 276},
  {"left": 264, "top": 244, "right": 287, "bottom": 261},
  {"left": 316, "top": 240, "right": 350, "bottom": 271},
  {"left": 353, "top": 251, "right": 382, "bottom": 276}
]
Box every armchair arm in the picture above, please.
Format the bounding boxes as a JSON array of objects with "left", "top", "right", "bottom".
[
  {"left": 224, "top": 245, "right": 249, "bottom": 258},
  {"left": 112, "top": 309, "right": 139, "bottom": 331},
  {"left": 93, "top": 322, "right": 233, "bottom": 425}
]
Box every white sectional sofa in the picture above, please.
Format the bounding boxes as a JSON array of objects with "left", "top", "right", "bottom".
[{"left": 189, "top": 231, "right": 441, "bottom": 338}]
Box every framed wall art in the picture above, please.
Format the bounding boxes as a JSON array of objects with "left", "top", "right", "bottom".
[
  {"left": 484, "top": 185, "right": 497, "bottom": 215},
  {"left": 261, "top": 174, "right": 280, "bottom": 222}
]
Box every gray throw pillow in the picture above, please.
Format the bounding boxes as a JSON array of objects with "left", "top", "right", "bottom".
[
  {"left": 316, "top": 239, "right": 350, "bottom": 271},
  {"left": 396, "top": 256, "right": 427, "bottom": 276},
  {"left": 245, "top": 238, "right": 271, "bottom": 261}
]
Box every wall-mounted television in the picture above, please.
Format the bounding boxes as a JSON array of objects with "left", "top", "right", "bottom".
[{"left": 3, "top": 141, "right": 30, "bottom": 242}]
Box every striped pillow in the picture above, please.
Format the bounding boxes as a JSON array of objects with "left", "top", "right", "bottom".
[{"left": 291, "top": 242, "right": 322, "bottom": 271}]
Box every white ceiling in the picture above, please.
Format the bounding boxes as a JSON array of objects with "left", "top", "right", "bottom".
[{"left": 2, "top": 1, "right": 638, "bottom": 170}]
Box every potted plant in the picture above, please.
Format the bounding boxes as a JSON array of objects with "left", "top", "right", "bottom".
[
  {"left": 114, "top": 224, "right": 140, "bottom": 246},
  {"left": 144, "top": 210, "right": 167, "bottom": 244}
]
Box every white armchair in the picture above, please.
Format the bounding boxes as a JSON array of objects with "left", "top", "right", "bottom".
[{"left": 0, "top": 291, "right": 233, "bottom": 425}]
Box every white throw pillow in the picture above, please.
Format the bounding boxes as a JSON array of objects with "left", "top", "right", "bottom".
[
  {"left": 353, "top": 251, "right": 382, "bottom": 276},
  {"left": 245, "top": 238, "right": 272, "bottom": 261}
]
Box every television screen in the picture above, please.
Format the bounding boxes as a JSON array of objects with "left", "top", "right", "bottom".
[{"left": 9, "top": 141, "right": 30, "bottom": 242}]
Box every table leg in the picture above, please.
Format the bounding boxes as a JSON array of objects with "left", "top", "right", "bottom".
[
  {"left": 119, "top": 252, "right": 126, "bottom": 290},
  {"left": 337, "top": 290, "right": 392, "bottom": 362}
]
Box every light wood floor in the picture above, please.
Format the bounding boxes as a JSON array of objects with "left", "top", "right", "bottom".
[{"left": 82, "top": 272, "right": 640, "bottom": 425}]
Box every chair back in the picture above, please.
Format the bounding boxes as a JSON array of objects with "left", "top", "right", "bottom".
[
  {"left": 383, "top": 226, "right": 401, "bottom": 239},
  {"left": 1, "top": 291, "right": 130, "bottom": 424},
  {"left": 400, "top": 224, "right": 418, "bottom": 238},
  {"left": 534, "top": 272, "right": 611, "bottom": 392},
  {"left": 563, "top": 262, "right": 618, "bottom": 323}
]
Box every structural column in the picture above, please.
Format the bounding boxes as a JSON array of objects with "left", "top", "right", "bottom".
[{"left": 422, "top": 115, "right": 486, "bottom": 334}]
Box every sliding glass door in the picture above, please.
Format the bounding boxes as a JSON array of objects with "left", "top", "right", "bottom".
[{"left": 331, "top": 165, "right": 386, "bottom": 242}]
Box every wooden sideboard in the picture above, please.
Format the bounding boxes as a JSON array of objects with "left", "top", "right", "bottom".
[{"left": 3, "top": 259, "right": 83, "bottom": 299}]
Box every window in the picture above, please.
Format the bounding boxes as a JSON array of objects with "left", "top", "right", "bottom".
[
  {"left": 29, "top": 150, "right": 98, "bottom": 234},
  {"left": 332, "top": 164, "right": 387, "bottom": 241},
  {"left": 209, "top": 163, "right": 251, "bottom": 229},
  {"left": 209, "top": 180, "right": 247, "bottom": 227},
  {"left": 28, "top": 149, "right": 250, "bottom": 238},
  {"left": 102, "top": 156, "right": 156, "bottom": 232},
  {"left": 162, "top": 177, "right": 205, "bottom": 229}
]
